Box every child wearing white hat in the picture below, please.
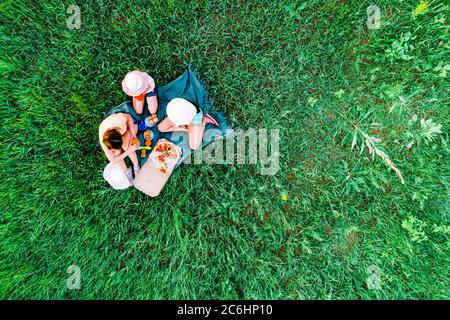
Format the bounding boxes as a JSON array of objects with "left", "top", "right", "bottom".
[
  {"left": 122, "top": 70, "right": 158, "bottom": 115},
  {"left": 158, "top": 98, "right": 218, "bottom": 150}
]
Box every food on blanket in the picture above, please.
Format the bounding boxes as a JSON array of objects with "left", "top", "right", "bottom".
[
  {"left": 140, "top": 149, "right": 147, "bottom": 158},
  {"left": 158, "top": 162, "right": 169, "bottom": 175},
  {"left": 154, "top": 141, "right": 179, "bottom": 159},
  {"left": 145, "top": 140, "right": 152, "bottom": 146},
  {"left": 133, "top": 139, "right": 182, "bottom": 197},
  {"left": 151, "top": 114, "right": 159, "bottom": 123},
  {"left": 157, "top": 155, "right": 165, "bottom": 163},
  {"left": 145, "top": 114, "right": 158, "bottom": 127},
  {"left": 143, "top": 130, "right": 151, "bottom": 140},
  {"left": 150, "top": 141, "right": 180, "bottom": 176}
]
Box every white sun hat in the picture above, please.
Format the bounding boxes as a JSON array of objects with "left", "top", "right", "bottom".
[
  {"left": 103, "top": 163, "right": 132, "bottom": 190},
  {"left": 122, "top": 70, "right": 153, "bottom": 97},
  {"left": 166, "top": 98, "right": 197, "bottom": 126}
]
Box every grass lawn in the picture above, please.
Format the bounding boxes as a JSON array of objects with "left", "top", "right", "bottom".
[{"left": 0, "top": 0, "right": 449, "bottom": 299}]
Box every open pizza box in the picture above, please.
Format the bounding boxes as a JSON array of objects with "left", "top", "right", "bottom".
[{"left": 133, "top": 139, "right": 182, "bottom": 197}]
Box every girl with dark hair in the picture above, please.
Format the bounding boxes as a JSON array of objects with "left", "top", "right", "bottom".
[{"left": 99, "top": 113, "right": 140, "bottom": 177}]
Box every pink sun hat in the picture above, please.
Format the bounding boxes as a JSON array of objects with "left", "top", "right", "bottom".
[{"left": 122, "top": 70, "right": 155, "bottom": 97}]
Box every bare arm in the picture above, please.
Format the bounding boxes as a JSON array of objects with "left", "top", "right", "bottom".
[
  {"left": 100, "top": 142, "right": 116, "bottom": 163},
  {"left": 100, "top": 139, "right": 139, "bottom": 164},
  {"left": 126, "top": 114, "right": 137, "bottom": 137},
  {"left": 110, "top": 147, "right": 138, "bottom": 163}
]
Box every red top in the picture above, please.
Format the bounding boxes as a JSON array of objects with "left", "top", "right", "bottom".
[{"left": 134, "top": 92, "right": 145, "bottom": 101}]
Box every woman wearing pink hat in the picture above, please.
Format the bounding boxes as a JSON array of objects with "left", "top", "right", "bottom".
[
  {"left": 122, "top": 70, "right": 158, "bottom": 115},
  {"left": 158, "top": 98, "right": 218, "bottom": 150}
]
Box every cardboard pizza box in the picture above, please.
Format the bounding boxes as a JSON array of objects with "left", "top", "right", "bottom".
[{"left": 133, "top": 139, "right": 181, "bottom": 197}]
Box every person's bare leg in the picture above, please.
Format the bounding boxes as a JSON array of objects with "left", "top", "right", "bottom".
[
  {"left": 157, "top": 118, "right": 174, "bottom": 132},
  {"left": 128, "top": 151, "right": 139, "bottom": 171},
  {"left": 132, "top": 97, "right": 144, "bottom": 114},
  {"left": 115, "top": 159, "right": 128, "bottom": 173},
  {"left": 146, "top": 95, "right": 158, "bottom": 115},
  {"left": 186, "top": 116, "right": 216, "bottom": 150},
  {"left": 187, "top": 124, "right": 205, "bottom": 150},
  {"left": 121, "top": 130, "right": 131, "bottom": 151},
  {"left": 158, "top": 117, "right": 189, "bottom": 133}
]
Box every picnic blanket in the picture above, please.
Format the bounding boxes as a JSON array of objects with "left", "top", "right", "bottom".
[{"left": 104, "top": 65, "right": 230, "bottom": 167}]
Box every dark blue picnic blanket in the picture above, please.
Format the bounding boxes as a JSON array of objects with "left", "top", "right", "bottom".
[{"left": 104, "top": 65, "right": 230, "bottom": 166}]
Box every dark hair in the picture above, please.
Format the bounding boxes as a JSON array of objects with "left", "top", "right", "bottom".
[
  {"left": 102, "top": 128, "right": 123, "bottom": 150},
  {"left": 188, "top": 100, "right": 201, "bottom": 113}
]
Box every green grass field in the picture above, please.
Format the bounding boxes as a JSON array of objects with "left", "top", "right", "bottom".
[{"left": 0, "top": 0, "right": 448, "bottom": 299}]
